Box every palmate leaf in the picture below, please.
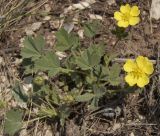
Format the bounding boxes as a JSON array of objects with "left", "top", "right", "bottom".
[
  {"left": 104, "top": 53, "right": 118, "bottom": 66},
  {"left": 55, "top": 29, "right": 71, "bottom": 51},
  {"left": 75, "top": 44, "right": 105, "bottom": 70},
  {"left": 93, "top": 85, "right": 106, "bottom": 98},
  {"left": 35, "top": 52, "right": 61, "bottom": 77},
  {"left": 101, "top": 63, "right": 121, "bottom": 86},
  {"left": 21, "top": 35, "right": 45, "bottom": 60},
  {"left": 89, "top": 44, "right": 105, "bottom": 56},
  {"left": 108, "top": 63, "right": 121, "bottom": 86},
  {"left": 75, "top": 54, "right": 92, "bottom": 70},
  {"left": 55, "top": 28, "right": 79, "bottom": 51},
  {"left": 4, "top": 109, "right": 23, "bottom": 136},
  {"left": 83, "top": 20, "right": 101, "bottom": 38}
]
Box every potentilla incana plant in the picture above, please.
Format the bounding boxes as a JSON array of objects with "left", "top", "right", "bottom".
[{"left": 4, "top": 2, "right": 157, "bottom": 136}]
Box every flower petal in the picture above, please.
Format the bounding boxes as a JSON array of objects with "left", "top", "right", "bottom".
[
  {"left": 137, "top": 74, "right": 149, "bottom": 87},
  {"left": 118, "top": 20, "right": 129, "bottom": 28},
  {"left": 125, "top": 73, "right": 137, "bottom": 86},
  {"left": 114, "top": 11, "right": 123, "bottom": 21},
  {"left": 130, "top": 6, "right": 140, "bottom": 16},
  {"left": 136, "top": 56, "right": 154, "bottom": 75},
  {"left": 129, "top": 17, "right": 140, "bottom": 25},
  {"left": 120, "top": 4, "right": 131, "bottom": 14},
  {"left": 123, "top": 59, "right": 137, "bottom": 72}
]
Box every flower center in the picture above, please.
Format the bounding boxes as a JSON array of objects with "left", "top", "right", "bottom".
[
  {"left": 132, "top": 68, "right": 144, "bottom": 79},
  {"left": 122, "top": 13, "right": 130, "bottom": 21}
]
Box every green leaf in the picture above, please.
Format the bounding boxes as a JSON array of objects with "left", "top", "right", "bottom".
[
  {"left": 41, "top": 85, "right": 60, "bottom": 105},
  {"left": 92, "top": 44, "right": 105, "bottom": 56},
  {"left": 75, "top": 45, "right": 105, "bottom": 70},
  {"left": 4, "top": 109, "right": 23, "bottom": 136},
  {"left": 108, "top": 63, "right": 121, "bottom": 86},
  {"left": 12, "top": 83, "right": 28, "bottom": 103},
  {"left": 93, "top": 85, "right": 106, "bottom": 98},
  {"left": 38, "top": 106, "right": 57, "bottom": 118},
  {"left": 83, "top": 21, "right": 101, "bottom": 38},
  {"left": 75, "top": 93, "right": 95, "bottom": 102},
  {"left": 100, "top": 62, "right": 121, "bottom": 86},
  {"left": 50, "top": 90, "right": 60, "bottom": 105},
  {"left": 89, "top": 97, "right": 99, "bottom": 110},
  {"left": 70, "top": 35, "right": 80, "bottom": 50},
  {"left": 86, "top": 70, "right": 97, "bottom": 84},
  {"left": 33, "top": 35, "right": 45, "bottom": 52},
  {"left": 55, "top": 28, "right": 79, "bottom": 51},
  {"left": 21, "top": 35, "right": 45, "bottom": 60},
  {"left": 56, "top": 28, "right": 70, "bottom": 48},
  {"left": 104, "top": 53, "right": 118, "bottom": 66},
  {"left": 21, "top": 35, "right": 46, "bottom": 74},
  {"left": 101, "top": 65, "right": 110, "bottom": 77},
  {"left": 87, "top": 50, "right": 101, "bottom": 67},
  {"left": 58, "top": 105, "right": 71, "bottom": 126},
  {"left": 75, "top": 55, "right": 91, "bottom": 70},
  {"left": 35, "top": 52, "right": 61, "bottom": 77},
  {"left": 56, "top": 42, "right": 71, "bottom": 52}
]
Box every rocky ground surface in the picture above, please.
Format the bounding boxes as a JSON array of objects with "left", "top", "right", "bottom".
[{"left": 0, "top": 0, "right": 160, "bottom": 136}]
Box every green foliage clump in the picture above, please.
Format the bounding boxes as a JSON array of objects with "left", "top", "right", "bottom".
[
  {"left": 19, "top": 22, "right": 122, "bottom": 127},
  {"left": 4, "top": 109, "right": 23, "bottom": 136}
]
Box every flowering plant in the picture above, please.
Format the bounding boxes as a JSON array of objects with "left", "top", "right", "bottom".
[
  {"left": 123, "top": 56, "right": 154, "bottom": 87},
  {"left": 114, "top": 4, "right": 140, "bottom": 27}
]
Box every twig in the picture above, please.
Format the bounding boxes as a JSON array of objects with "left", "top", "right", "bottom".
[
  {"left": 158, "top": 44, "right": 160, "bottom": 89},
  {"left": 113, "top": 58, "right": 157, "bottom": 64},
  {"left": 149, "top": 0, "right": 153, "bottom": 34},
  {"left": 0, "top": 47, "right": 19, "bottom": 54},
  {"left": 125, "top": 123, "right": 157, "bottom": 126}
]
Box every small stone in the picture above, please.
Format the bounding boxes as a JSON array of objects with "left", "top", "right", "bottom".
[
  {"left": 0, "top": 57, "right": 4, "bottom": 64},
  {"left": 55, "top": 51, "right": 67, "bottom": 60},
  {"left": 50, "top": 20, "right": 61, "bottom": 29},
  {"left": 150, "top": 0, "right": 160, "bottom": 20},
  {"left": 107, "top": 0, "right": 115, "bottom": 5},
  {"left": 130, "top": 132, "right": 135, "bottom": 136},
  {"left": 44, "top": 4, "right": 52, "bottom": 12},
  {"left": 88, "top": 13, "right": 103, "bottom": 20},
  {"left": 112, "top": 123, "right": 121, "bottom": 131},
  {"left": 64, "top": 23, "right": 74, "bottom": 33},
  {"left": 1, "top": 76, "right": 6, "bottom": 83},
  {"left": 43, "top": 16, "right": 51, "bottom": 21},
  {"left": 25, "top": 22, "right": 42, "bottom": 35},
  {"left": 78, "top": 29, "right": 84, "bottom": 39}
]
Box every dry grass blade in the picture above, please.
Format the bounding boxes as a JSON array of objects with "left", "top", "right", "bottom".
[
  {"left": 0, "top": 0, "right": 48, "bottom": 34},
  {"left": 0, "top": 1, "right": 48, "bottom": 135}
]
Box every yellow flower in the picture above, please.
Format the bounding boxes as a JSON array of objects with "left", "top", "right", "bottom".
[
  {"left": 114, "top": 4, "right": 140, "bottom": 28},
  {"left": 123, "top": 56, "right": 154, "bottom": 88}
]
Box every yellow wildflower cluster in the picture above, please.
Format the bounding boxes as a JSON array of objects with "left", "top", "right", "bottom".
[
  {"left": 114, "top": 4, "right": 140, "bottom": 27},
  {"left": 123, "top": 56, "right": 154, "bottom": 88}
]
